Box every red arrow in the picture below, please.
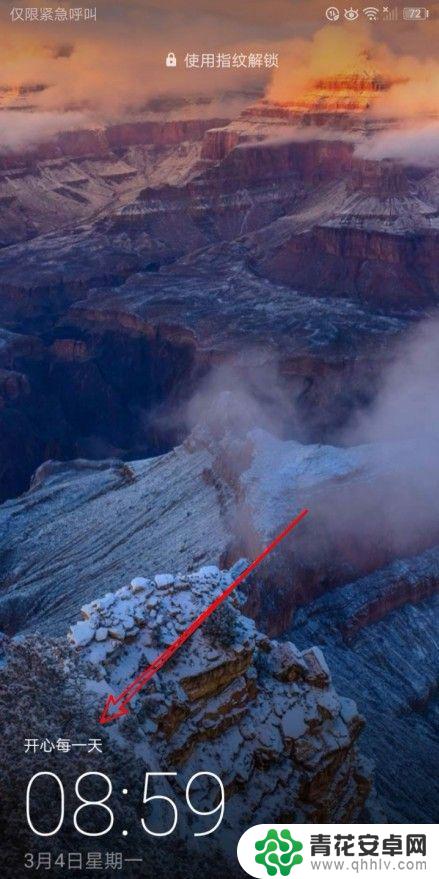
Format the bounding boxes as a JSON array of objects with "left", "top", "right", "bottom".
[{"left": 99, "top": 508, "right": 309, "bottom": 724}]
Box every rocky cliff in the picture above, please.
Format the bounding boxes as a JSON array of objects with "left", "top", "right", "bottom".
[
  {"left": 0, "top": 560, "right": 372, "bottom": 874},
  {"left": 1, "top": 419, "right": 438, "bottom": 822},
  {"left": 0, "top": 219, "right": 409, "bottom": 500},
  {"left": 0, "top": 94, "right": 437, "bottom": 500},
  {"left": 0, "top": 117, "right": 224, "bottom": 248},
  {"left": 291, "top": 556, "right": 439, "bottom": 823},
  {"left": 241, "top": 72, "right": 406, "bottom": 131},
  {"left": 69, "top": 563, "right": 371, "bottom": 835}
]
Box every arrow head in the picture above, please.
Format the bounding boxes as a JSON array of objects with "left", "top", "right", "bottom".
[{"left": 99, "top": 693, "right": 129, "bottom": 725}]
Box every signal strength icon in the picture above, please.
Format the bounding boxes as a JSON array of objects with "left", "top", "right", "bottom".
[
  {"left": 382, "top": 6, "right": 399, "bottom": 19},
  {"left": 363, "top": 5, "right": 380, "bottom": 18}
]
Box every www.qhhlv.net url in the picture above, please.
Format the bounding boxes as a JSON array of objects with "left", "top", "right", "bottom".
[{"left": 310, "top": 860, "right": 427, "bottom": 872}]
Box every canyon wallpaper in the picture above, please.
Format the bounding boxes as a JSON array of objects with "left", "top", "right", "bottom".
[{"left": 0, "top": 1, "right": 438, "bottom": 876}]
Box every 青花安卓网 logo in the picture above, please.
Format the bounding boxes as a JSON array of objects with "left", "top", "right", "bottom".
[{"left": 255, "top": 829, "right": 304, "bottom": 877}]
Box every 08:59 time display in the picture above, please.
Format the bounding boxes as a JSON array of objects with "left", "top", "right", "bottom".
[{"left": 26, "top": 771, "right": 225, "bottom": 838}]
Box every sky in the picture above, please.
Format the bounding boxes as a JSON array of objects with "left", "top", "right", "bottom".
[{"left": 0, "top": 0, "right": 438, "bottom": 145}]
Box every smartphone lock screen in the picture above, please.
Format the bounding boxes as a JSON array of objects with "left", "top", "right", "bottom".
[{"left": 0, "top": 2, "right": 438, "bottom": 877}]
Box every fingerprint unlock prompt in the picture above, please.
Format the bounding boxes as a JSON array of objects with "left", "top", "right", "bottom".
[{"left": 255, "top": 829, "right": 304, "bottom": 877}]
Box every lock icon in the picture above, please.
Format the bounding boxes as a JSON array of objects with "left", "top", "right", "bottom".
[{"left": 166, "top": 52, "right": 177, "bottom": 68}]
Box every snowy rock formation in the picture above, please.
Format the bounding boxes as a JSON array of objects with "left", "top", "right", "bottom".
[
  {"left": 1, "top": 425, "right": 437, "bottom": 824},
  {"left": 68, "top": 563, "right": 371, "bottom": 843}
]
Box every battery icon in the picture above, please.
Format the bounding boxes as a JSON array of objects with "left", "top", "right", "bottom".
[{"left": 403, "top": 7, "right": 430, "bottom": 18}]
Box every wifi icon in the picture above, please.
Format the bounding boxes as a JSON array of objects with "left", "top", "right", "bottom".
[{"left": 363, "top": 5, "right": 379, "bottom": 18}]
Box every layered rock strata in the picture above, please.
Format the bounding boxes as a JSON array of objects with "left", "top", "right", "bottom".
[{"left": 68, "top": 563, "right": 371, "bottom": 844}]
